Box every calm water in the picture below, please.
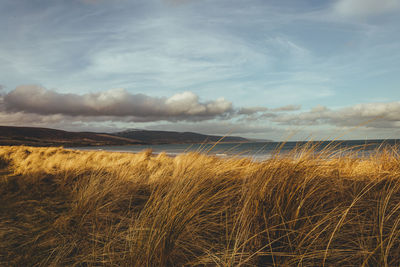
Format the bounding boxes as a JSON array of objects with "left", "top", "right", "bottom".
[{"left": 74, "top": 139, "right": 400, "bottom": 160}]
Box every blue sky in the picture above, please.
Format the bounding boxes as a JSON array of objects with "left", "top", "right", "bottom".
[{"left": 0, "top": 0, "right": 400, "bottom": 140}]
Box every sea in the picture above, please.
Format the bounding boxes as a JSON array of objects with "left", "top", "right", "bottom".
[{"left": 74, "top": 139, "right": 400, "bottom": 161}]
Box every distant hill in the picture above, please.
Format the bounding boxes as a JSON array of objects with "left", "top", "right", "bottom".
[
  {"left": 0, "top": 126, "right": 143, "bottom": 147},
  {"left": 0, "top": 126, "right": 249, "bottom": 147},
  {"left": 113, "top": 129, "right": 249, "bottom": 144}
]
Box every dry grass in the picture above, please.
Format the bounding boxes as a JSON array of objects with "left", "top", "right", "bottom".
[{"left": 1, "top": 144, "right": 400, "bottom": 266}]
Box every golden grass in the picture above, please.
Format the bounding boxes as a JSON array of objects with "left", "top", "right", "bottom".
[{"left": 1, "top": 144, "right": 400, "bottom": 266}]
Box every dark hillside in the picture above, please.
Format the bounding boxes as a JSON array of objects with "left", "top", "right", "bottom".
[
  {"left": 0, "top": 126, "right": 249, "bottom": 146},
  {"left": 0, "top": 126, "right": 142, "bottom": 146}
]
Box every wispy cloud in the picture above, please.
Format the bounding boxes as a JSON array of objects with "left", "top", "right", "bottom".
[
  {"left": 238, "top": 107, "right": 269, "bottom": 115},
  {"left": 333, "top": 0, "right": 400, "bottom": 18},
  {"left": 238, "top": 105, "right": 301, "bottom": 115}
]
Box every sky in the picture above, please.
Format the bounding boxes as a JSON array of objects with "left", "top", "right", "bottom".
[{"left": 0, "top": 0, "right": 400, "bottom": 141}]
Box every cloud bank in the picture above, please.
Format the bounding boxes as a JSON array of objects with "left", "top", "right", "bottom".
[
  {"left": 272, "top": 102, "right": 400, "bottom": 128},
  {"left": 2, "top": 85, "right": 233, "bottom": 121},
  {"left": 1, "top": 85, "right": 400, "bottom": 140}
]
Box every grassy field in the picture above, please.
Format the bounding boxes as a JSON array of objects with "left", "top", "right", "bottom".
[{"left": 1, "top": 144, "right": 400, "bottom": 266}]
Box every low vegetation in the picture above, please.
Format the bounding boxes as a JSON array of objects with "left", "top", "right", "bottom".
[{"left": 1, "top": 144, "right": 400, "bottom": 266}]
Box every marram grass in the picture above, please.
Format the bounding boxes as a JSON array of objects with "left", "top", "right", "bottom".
[{"left": 1, "top": 144, "right": 400, "bottom": 266}]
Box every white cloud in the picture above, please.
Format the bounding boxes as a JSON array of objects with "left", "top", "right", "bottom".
[
  {"left": 334, "top": 0, "right": 400, "bottom": 17},
  {"left": 272, "top": 101, "right": 400, "bottom": 128},
  {"left": 2, "top": 85, "right": 233, "bottom": 121}
]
